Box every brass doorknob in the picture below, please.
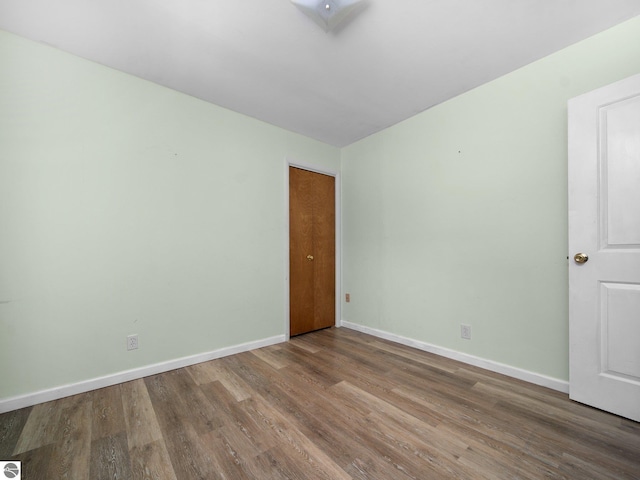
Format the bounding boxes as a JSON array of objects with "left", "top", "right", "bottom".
[
  {"left": 574, "top": 253, "right": 589, "bottom": 264},
  {"left": 307, "top": 255, "right": 314, "bottom": 261}
]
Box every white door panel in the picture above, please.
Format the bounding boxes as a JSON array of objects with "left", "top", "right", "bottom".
[
  {"left": 568, "top": 73, "right": 640, "bottom": 422},
  {"left": 600, "top": 283, "right": 640, "bottom": 378},
  {"left": 601, "top": 96, "right": 640, "bottom": 247}
]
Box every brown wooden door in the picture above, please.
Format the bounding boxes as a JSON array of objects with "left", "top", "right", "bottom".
[{"left": 289, "top": 167, "right": 335, "bottom": 336}]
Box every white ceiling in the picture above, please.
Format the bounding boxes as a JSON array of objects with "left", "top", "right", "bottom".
[{"left": 1, "top": 0, "right": 640, "bottom": 147}]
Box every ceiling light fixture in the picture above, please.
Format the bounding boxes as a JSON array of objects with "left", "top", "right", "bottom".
[{"left": 291, "top": 0, "right": 365, "bottom": 32}]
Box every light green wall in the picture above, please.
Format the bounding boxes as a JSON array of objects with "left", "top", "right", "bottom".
[
  {"left": 3, "top": 15, "right": 640, "bottom": 402},
  {"left": 0, "top": 30, "right": 339, "bottom": 399},
  {"left": 341, "top": 15, "right": 640, "bottom": 381}
]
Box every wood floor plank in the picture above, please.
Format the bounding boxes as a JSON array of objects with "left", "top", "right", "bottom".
[
  {"left": 367, "top": 339, "right": 460, "bottom": 374},
  {"left": 331, "top": 381, "right": 485, "bottom": 480},
  {"left": 162, "top": 422, "right": 219, "bottom": 480},
  {"left": 254, "top": 446, "right": 316, "bottom": 480},
  {"left": 249, "top": 347, "right": 291, "bottom": 370},
  {"left": 243, "top": 447, "right": 303, "bottom": 480},
  {"left": 13, "top": 443, "right": 54, "bottom": 480},
  {"left": 493, "top": 398, "right": 640, "bottom": 477},
  {"left": 89, "top": 431, "right": 132, "bottom": 480},
  {"left": 144, "top": 374, "right": 220, "bottom": 480},
  {"left": 121, "top": 379, "right": 163, "bottom": 449},
  {"left": 271, "top": 345, "right": 344, "bottom": 388},
  {"left": 249, "top": 357, "right": 410, "bottom": 478},
  {"left": 287, "top": 335, "right": 322, "bottom": 353},
  {"left": 13, "top": 399, "right": 65, "bottom": 454},
  {"left": 44, "top": 395, "right": 93, "bottom": 479},
  {"left": 390, "top": 382, "right": 529, "bottom": 449},
  {"left": 160, "top": 368, "right": 224, "bottom": 435},
  {"left": 212, "top": 356, "right": 259, "bottom": 402},
  {"left": 129, "top": 439, "right": 177, "bottom": 480},
  {"left": 91, "top": 384, "right": 126, "bottom": 441},
  {"left": 244, "top": 393, "right": 351, "bottom": 480},
  {"left": 392, "top": 384, "right": 535, "bottom": 467},
  {"left": 557, "top": 452, "right": 634, "bottom": 480},
  {"left": 475, "top": 381, "right": 640, "bottom": 454},
  {"left": 200, "top": 428, "right": 255, "bottom": 480},
  {"left": 2, "top": 327, "right": 639, "bottom": 479},
  {"left": 185, "top": 362, "right": 219, "bottom": 386},
  {"left": 190, "top": 355, "right": 255, "bottom": 401},
  {"left": 218, "top": 362, "right": 396, "bottom": 480},
  {"left": 199, "top": 381, "right": 274, "bottom": 453},
  {"left": 0, "top": 407, "right": 31, "bottom": 458}
]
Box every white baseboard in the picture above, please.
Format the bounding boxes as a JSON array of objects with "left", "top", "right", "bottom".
[
  {"left": 341, "top": 321, "right": 569, "bottom": 394},
  {"left": 0, "top": 334, "right": 285, "bottom": 414},
  {"left": 1, "top": 324, "right": 569, "bottom": 414}
]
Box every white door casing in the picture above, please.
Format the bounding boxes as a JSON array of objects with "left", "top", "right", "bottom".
[{"left": 568, "top": 73, "right": 640, "bottom": 422}]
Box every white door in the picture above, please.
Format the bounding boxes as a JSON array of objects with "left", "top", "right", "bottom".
[{"left": 568, "top": 73, "right": 640, "bottom": 422}]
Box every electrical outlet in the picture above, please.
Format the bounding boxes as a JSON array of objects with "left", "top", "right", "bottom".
[
  {"left": 461, "top": 324, "right": 472, "bottom": 340},
  {"left": 345, "top": 293, "right": 350, "bottom": 303},
  {"left": 127, "top": 334, "right": 139, "bottom": 351}
]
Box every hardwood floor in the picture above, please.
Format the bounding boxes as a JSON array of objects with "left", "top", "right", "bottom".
[{"left": 1, "top": 327, "right": 639, "bottom": 479}]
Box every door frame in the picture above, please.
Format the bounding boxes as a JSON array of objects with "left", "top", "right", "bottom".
[{"left": 284, "top": 158, "right": 341, "bottom": 340}]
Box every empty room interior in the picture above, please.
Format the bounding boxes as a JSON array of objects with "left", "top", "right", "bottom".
[{"left": 1, "top": 1, "right": 640, "bottom": 478}]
